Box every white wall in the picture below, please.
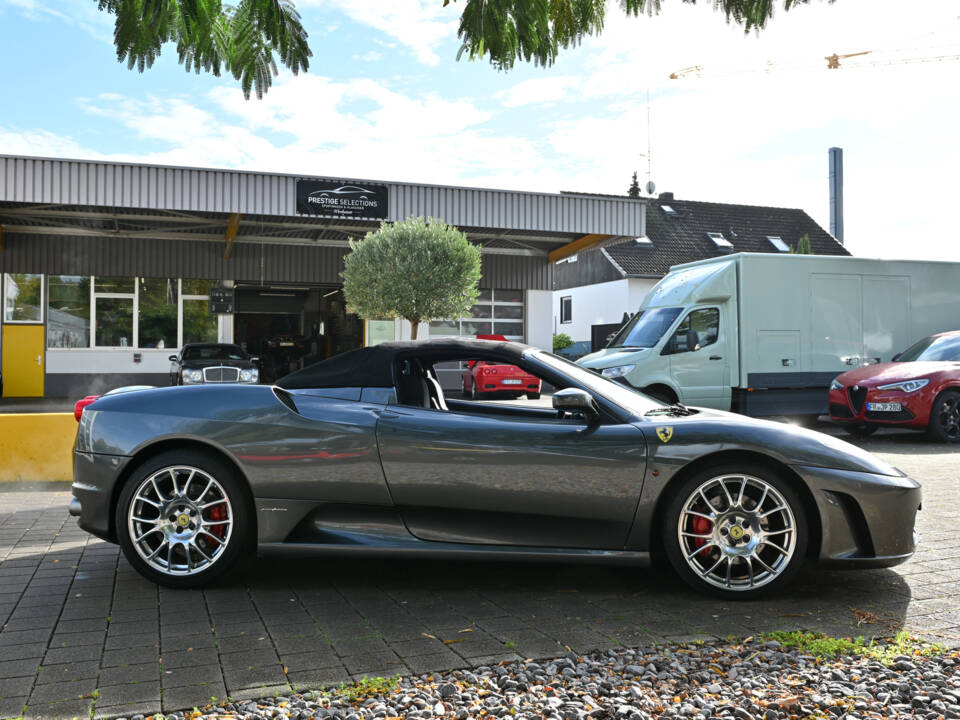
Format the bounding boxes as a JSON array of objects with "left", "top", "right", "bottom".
[
  {"left": 552, "top": 278, "right": 660, "bottom": 345},
  {"left": 46, "top": 348, "right": 173, "bottom": 375},
  {"left": 525, "top": 290, "right": 552, "bottom": 351},
  {"left": 553, "top": 278, "right": 630, "bottom": 344}
]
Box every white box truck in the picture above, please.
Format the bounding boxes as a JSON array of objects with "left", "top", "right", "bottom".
[{"left": 577, "top": 253, "right": 960, "bottom": 417}]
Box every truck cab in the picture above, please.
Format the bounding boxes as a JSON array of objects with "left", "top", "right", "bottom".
[{"left": 578, "top": 261, "right": 737, "bottom": 410}]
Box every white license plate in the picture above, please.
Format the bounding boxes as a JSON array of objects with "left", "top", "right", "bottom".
[
  {"left": 866, "top": 402, "right": 902, "bottom": 412},
  {"left": 501, "top": 379, "right": 522, "bottom": 385}
]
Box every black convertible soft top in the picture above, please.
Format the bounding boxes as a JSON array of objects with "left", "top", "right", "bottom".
[{"left": 276, "top": 338, "right": 532, "bottom": 389}]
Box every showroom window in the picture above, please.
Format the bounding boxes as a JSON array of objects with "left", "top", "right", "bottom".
[
  {"left": 3, "top": 273, "right": 44, "bottom": 323},
  {"left": 429, "top": 289, "right": 525, "bottom": 341},
  {"left": 94, "top": 277, "right": 135, "bottom": 347},
  {"left": 47, "top": 275, "right": 91, "bottom": 348},
  {"left": 42, "top": 276, "right": 220, "bottom": 349},
  {"left": 560, "top": 296, "right": 572, "bottom": 324},
  {"left": 182, "top": 279, "right": 218, "bottom": 344}
]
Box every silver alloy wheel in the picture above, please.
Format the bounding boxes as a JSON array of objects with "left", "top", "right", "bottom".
[
  {"left": 677, "top": 473, "right": 797, "bottom": 591},
  {"left": 126, "top": 465, "right": 233, "bottom": 576}
]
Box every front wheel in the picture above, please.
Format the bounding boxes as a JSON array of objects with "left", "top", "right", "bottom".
[
  {"left": 928, "top": 389, "right": 960, "bottom": 443},
  {"left": 116, "top": 449, "right": 251, "bottom": 588},
  {"left": 661, "top": 463, "right": 808, "bottom": 599}
]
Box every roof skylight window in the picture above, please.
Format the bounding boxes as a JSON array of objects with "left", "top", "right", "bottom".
[
  {"left": 706, "top": 232, "right": 733, "bottom": 249},
  {"left": 661, "top": 205, "right": 677, "bottom": 216},
  {"left": 634, "top": 236, "right": 653, "bottom": 245},
  {"left": 767, "top": 236, "right": 790, "bottom": 252}
]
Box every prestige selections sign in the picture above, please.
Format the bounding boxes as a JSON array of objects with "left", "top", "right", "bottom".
[{"left": 296, "top": 180, "right": 389, "bottom": 220}]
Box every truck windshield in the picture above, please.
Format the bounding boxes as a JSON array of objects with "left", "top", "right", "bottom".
[
  {"left": 896, "top": 334, "right": 960, "bottom": 362},
  {"left": 608, "top": 307, "right": 683, "bottom": 349}
]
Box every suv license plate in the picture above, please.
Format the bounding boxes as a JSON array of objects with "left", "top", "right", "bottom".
[
  {"left": 866, "top": 402, "right": 902, "bottom": 412},
  {"left": 502, "top": 379, "right": 522, "bottom": 385}
]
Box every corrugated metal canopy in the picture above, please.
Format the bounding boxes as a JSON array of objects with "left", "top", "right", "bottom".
[{"left": 0, "top": 154, "right": 645, "bottom": 239}]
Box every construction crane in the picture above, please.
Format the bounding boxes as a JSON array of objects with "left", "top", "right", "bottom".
[{"left": 669, "top": 43, "right": 960, "bottom": 80}]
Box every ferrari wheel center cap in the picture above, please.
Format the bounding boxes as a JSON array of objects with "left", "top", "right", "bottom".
[
  {"left": 729, "top": 525, "right": 744, "bottom": 540},
  {"left": 177, "top": 513, "right": 190, "bottom": 528}
]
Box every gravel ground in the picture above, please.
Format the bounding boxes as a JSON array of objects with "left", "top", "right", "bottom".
[{"left": 130, "top": 638, "right": 959, "bottom": 720}]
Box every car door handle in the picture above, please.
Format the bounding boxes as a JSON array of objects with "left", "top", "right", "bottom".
[{"left": 709, "top": 355, "right": 722, "bottom": 360}]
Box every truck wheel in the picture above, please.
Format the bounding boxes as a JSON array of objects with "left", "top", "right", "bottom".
[
  {"left": 643, "top": 385, "right": 677, "bottom": 405},
  {"left": 661, "top": 462, "right": 807, "bottom": 599},
  {"left": 927, "top": 390, "right": 960, "bottom": 443},
  {"left": 844, "top": 423, "right": 878, "bottom": 438}
]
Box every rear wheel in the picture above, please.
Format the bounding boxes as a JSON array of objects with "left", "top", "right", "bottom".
[
  {"left": 116, "top": 449, "right": 251, "bottom": 588},
  {"left": 844, "top": 423, "right": 878, "bottom": 437},
  {"left": 928, "top": 390, "right": 960, "bottom": 443},
  {"left": 661, "top": 462, "right": 808, "bottom": 599}
]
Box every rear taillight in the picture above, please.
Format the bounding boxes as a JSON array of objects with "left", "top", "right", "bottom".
[{"left": 74, "top": 395, "right": 100, "bottom": 422}]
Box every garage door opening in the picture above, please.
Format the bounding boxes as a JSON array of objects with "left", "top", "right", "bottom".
[{"left": 233, "top": 285, "right": 363, "bottom": 384}]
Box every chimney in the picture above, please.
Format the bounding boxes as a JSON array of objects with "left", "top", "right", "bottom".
[
  {"left": 829, "top": 147, "right": 844, "bottom": 244},
  {"left": 658, "top": 191, "right": 674, "bottom": 202}
]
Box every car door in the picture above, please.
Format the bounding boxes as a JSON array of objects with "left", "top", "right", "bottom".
[
  {"left": 376, "top": 403, "right": 648, "bottom": 549},
  {"left": 665, "top": 306, "right": 728, "bottom": 408}
]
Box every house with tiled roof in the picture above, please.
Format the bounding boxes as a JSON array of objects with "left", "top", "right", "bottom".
[{"left": 553, "top": 192, "right": 849, "bottom": 350}]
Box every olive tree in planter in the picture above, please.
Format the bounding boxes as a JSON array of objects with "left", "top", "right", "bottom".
[{"left": 341, "top": 216, "right": 482, "bottom": 340}]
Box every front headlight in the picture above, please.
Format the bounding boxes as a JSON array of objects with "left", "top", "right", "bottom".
[
  {"left": 182, "top": 369, "right": 203, "bottom": 383},
  {"left": 240, "top": 369, "right": 259, "bottom": 383},
  {"left": 601, "top": 364, "right": 635, "bottom": 379},
  {"left": 877, "top": 378, "right": 929, "bottom": 393},
  {"left": 829, "top": 378, "right": 843, "bottom": 391}
]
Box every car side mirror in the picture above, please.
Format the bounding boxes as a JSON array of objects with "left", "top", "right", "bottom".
[
  {"left": 168, "top": 355, "right": 178, "bottom": 362},
  {"left": 891, "top": 352, "right": 902, "bottom": 362},
  {"left": 552, "top": 388, "right": 600, "bottom": 423}
]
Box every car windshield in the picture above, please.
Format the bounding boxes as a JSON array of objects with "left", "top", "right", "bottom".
[
  {"left": 896, "top": 334, "right": 960, "bottom": 362},
  {"left": 183, "top": 345, "right": 247, "bottom": 361},
  {"left": 531, "top": 350, "right": 663, "bottom": 416},
  {"left": 607, "top": 307, "right": 684, "bottom": 349}
]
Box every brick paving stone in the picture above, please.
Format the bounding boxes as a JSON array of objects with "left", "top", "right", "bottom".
[
  {"left": 97, "top": 661, "right": 160, "bottom": 687},
  {"left": 161, "top": 646, "right": 219, "bottom": 669},
  {"left": 35, "top": 660, "right": 101, "bottom": 685},
  {"left": 160, "top": 664, "right": 223, "bottom": 688},
  {"left": 224, "top": 664, "right": 288, "bottom": 690},
  {"left": 95, "top": 680, "right": 162, "bottom": 707},
  {"left": 160, "top": 683, "right": 229, "bottom": 712},
  {"left": 23, "top": 697, "right": 93, "bottom": 720},
  {"left": 0, "top": 658, "right": 41, "bottom": 679},
  {"left": 0, "top": 695, "right": 27, "bottom": 719}
]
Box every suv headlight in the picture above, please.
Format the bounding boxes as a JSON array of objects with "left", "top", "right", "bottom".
[
  {"left": 829, "top": 378, "right": 843, "bottom": 391},
  {"left": 240, "top": 368, "right": 259, "bottom": 383},
  {"left": 182, "top": 369, "right": 203, "bottom": 383},
  {"left": 877, "top": 378, "right": 929, "bottom": 393},
  {"left": 601, "top": 364, "right": 635, "bottom": 379}
]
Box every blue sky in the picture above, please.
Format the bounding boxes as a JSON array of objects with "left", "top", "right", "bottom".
[{"left": 1, "top": 0, "right": 959, "bottom": 260}]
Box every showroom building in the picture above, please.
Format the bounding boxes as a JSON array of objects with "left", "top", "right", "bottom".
[{"left": 0, "top": 155, "right": 646, "bottom": 397}]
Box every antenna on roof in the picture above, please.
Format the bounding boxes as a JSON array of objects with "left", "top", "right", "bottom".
[{"left": 644, "top": 88, "right": 655, "bottom": 196}]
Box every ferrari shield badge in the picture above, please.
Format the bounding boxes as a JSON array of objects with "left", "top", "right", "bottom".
[{"left": 656, "top": 426, "right": 674, "bottom": 443}]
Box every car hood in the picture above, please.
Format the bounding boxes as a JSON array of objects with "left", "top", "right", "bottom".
[
  {"left": 836, "top": 361, "right": 958, "bottom": 387},
  {"left": 578, "top": 347, "right": 651, "bottom": 368},
  {"left": 636, "top": 406, "right": 904, "bottom": 478}
]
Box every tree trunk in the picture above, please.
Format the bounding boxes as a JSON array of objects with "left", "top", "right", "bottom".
[{"left": 410, "top": 320, "right": 420, "bottom": 340}]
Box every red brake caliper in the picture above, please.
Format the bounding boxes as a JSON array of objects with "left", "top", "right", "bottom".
[
  {"left": 208, "top": 503, "right": 227, "bottom": 539},
  {"left": 692, "top": 513, "right": 713, "bottom": 556}
]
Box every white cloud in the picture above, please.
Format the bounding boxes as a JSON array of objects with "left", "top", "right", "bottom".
[
  {"left": 0, "top": 0, "right": 112, "bottom": 43},
  {"left": 495, "top": 76, "right": 582, "bottom": 108},
  {"left": 308, "top": 0, "right": 459, "bottom": 66},
  {"left": 353, "top": 50, "right": 383, "bottom": 62}
]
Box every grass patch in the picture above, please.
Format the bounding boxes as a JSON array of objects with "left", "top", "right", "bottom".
[
  {"left": 327, "top": 675, "right": 401, "bottom": 702},
  {"left": 762, "top": 630, "right": 946, "bottom": 665}
]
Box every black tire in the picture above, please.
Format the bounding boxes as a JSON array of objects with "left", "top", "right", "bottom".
[
  {"left": 115, "top": 449, "right": 252, "bottom": 589},
  {"left": 661, "top": 461, "right": 808, "bottom": 599},
  {"left": 843, "top": 423, "right": 879, "bottom": 437},
  {"left": 527, "top": 392, "right": 541, "bottom": 400},
  {"left": 470, "top": 384, "right": 478, "bottom": 401},
  {"left": 927, "top": 389, "right": 960, "bottom": 443}
]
